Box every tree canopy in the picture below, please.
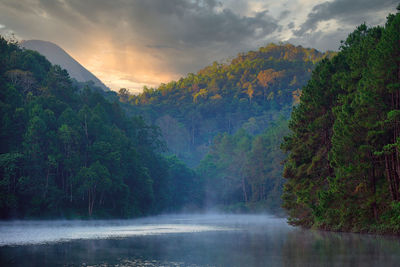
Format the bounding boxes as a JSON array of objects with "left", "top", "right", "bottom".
[
  {"left": 282, "top": 10, "right": 400, "bottom": 234},
  {"left": 0, "top": 37, "right": 201, "bottom": 219},
  {"left": 123, "top": 43, "right": 334, "bottom": 166}
]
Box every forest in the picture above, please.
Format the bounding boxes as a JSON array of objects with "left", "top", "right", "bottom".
[
  {"left": 0, "top": 38, "right": 201, "bottom": 218},
  {"left": 282, "top": 8, "right": 400, "bottom": 233},
  {"left": 120, "top": 44, "right": 334, "bottom": 212},
  {"left": 4, "top": 2, "right": 400, "bottom": 266},
  {"left": 2, "top": 7, "right": 399, "bottom": 232},
  {"left": 0, "top": 37, "right": 333, "bottom": 218},
  {"left": 123, "top": 44, "right": 334, "bottom": 166}
]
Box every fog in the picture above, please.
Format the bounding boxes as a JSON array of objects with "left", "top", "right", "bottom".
[
  {"left": 1, "top": 214, "right": 400, "bottom": 266},
  {"left": 0, "top": 214, "right": 285, "bottom": 246}
]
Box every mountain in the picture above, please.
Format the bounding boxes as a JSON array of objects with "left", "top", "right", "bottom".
[
  {"left": 123, "top": 43, "right": 336, "bottom": 166},
  {"left": 20, "top": 40, "right": 109, "bottom": 91}
]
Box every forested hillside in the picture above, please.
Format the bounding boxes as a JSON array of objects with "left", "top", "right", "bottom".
[
  {"left": 282, "top": 8, "right": 400, "bottom": 233},
  {"left": 122, "top": 44, "right": 335, "bottom": 166},
  {"left": 198, "top": 117, "right": 288, "bottom": 213},
  {"left": 115, "top": 44, "right": 334, "bottom": 212},
  {"left": 0, "top": 36, "right": 336, "bottom": 218},
  {"left": 0, "top": 37, "right": 201, "bottom": 219}
]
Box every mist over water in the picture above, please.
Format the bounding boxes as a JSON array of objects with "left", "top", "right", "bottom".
[
  {"left": 0, "top": 214, "right": 399, "bottom": 266},
  {"left": 0, "top": 215, "right": 235, "bottom": 246}
]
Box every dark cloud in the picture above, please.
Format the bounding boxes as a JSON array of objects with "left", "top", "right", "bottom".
[
  {"left": 0, "top": 0, "right": 396, "bottom": 91},
  {"left": 67, "top": 0, "right": 278, "bottom": 47},
  {"left": 294, "top": 0, "right": 397, "bottom": 36},
  {"left": 278, "top": 10, "right": 290, "bottom": 20},
  {"left": 0, "top": 0, "right": 279, "bottom": 75},
  {"left": 288, "top": 29, "right": 349, "bottom": 51}
]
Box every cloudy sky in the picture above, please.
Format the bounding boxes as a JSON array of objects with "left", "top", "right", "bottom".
[{"left": 0, "top": 0, "right": 397, "bottom": 93}]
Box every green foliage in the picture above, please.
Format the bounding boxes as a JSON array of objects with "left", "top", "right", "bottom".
[
  {"left": 0, "top": 37, "right": 201, "bottom": 218},
  {"left": 282, "top": 10, "right": 400, "bottom": 234},
  {"left": 122, "top": 43, "right": 333, "bottom": 166},
  {"left": 112, "top": 43, "right": 332, "bottom": 212},
  {"left": 198, "top": 117, "right": 289, "bottom": 212}
]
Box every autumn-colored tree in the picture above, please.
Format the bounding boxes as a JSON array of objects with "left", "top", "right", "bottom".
[{"left": 257, "top": 69, "right": 285, "bottom": 101}]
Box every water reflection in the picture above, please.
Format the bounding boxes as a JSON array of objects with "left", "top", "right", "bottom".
[
  {"left": 0, "top": 214, "right": 399, "bottom": 267},
  {"left": 282, "top": 229, "right": 400, "bottom": 267}
]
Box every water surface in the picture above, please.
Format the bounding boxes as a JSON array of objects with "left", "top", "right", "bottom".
[{"left": 0, "top": 214, "right": 399, "bottom": 266}]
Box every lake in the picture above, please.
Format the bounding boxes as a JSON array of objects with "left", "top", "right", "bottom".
[{"left": 0, "top": 214, "right": 399, "bottom": 266}]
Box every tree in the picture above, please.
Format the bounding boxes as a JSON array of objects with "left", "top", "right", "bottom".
[
  {"left": 77, "top": 162, "right": 111, "bottom": 216},
  {"left": 118, "top": 88, "right": 129, "bottom": 103},
  {"left": 257, "top": 69, "right": 285, "bottom": 101},
  {"left": 282, "top": 9, "right": 400, "bottom": 233}
]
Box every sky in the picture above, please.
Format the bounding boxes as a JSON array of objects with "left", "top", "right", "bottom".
[{"left": 0, "top": 0, "right": 397, "bottom": 93}]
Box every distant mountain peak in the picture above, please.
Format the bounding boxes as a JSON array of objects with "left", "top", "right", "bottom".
[{"left": 20, "top": 39, "right": 109, "bottom": 91}]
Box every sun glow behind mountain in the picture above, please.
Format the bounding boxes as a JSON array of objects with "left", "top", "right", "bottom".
[{"left": 71, "top": 38, "right": 181, "bottom": 92}]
